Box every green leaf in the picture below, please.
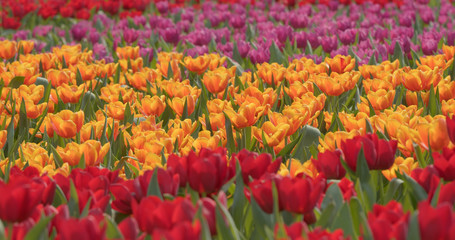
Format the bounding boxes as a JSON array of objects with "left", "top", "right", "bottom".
[
  {"left": 406, "top": 212, "right": 421, "bottom": 240},
  {"left": 398, "top": 172, "right": 428, "bottom": 203},
  {"left": 277, "top": 132, "right": 302, "bottom": 157},
  {"left": 428, "top": 84, "right": 440, "bottom": 116},
  {"left": 8, "top": 76, "right": 25, "bottom": 88},
  {"left": 24, "top": 215, "right": 55, "bottom": 240},
  {"left": 317, "top": 184, "right": 344, "bottom": 228},
  {"left": 226, "top": 56, "right": 245, "bottom": 76},
  {"left": 232, "top": 42, "right": 243, "bottom": 65},
  {"left": 104, "top": 216, "right": 123, "bottom": 239},
  {"left": 384, "top": 178, "right": 404, "bottom": 203},
  {"left": 224, "top": 113, "right": 236, "bottom": 155},
  {"left": 76, "top": 68, "right": 84, "bottom": 85},
  {"left": 269, "top": 42, "right": 286, "bottom": 65},
  {"left": 215, "top": 197, "right": 242, "bottom": 240},
  {"left": 393, "top": 41, "right": 405, "bottom": 67},
  {"left": 331, "top": 203, "right": 356, "bottom": 238},
  {"left": 147, "top": 168, "right": 163, "bottom": 200}
]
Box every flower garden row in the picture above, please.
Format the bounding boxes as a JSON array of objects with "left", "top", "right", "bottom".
[
  {"left": 0, "top": 37, "right": 455, "bottom": 239},
  {"left": 2, "top": 0, "right": 455, "bottom": 68}
]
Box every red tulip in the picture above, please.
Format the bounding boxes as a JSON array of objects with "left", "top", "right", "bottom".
[
  {"left": 199, "top": 192, "right": 228, "bottom": 235},
  {"left": 341, "top": 135, "right": 377, "bottom": 172},
  {"left": 118, "top": 217, "right": 140, "bottom": 240},
  {"left": 438, "top": 181, "right": 455, "bottom": 206},
  {"left": 368, "top": 201, "right": 409, "bottom": 240},
  {"left": 279, "top": 174, "right": 326, "bottom": 215},
  {"left": 446, "top": 115, "right": 455, "bottom": 144},
  {"left": 275, "top": 222, "right": 309, "bottom": 240},
  {"left": 132, "top": 196, "right": 196, "bottom": 234},
  {"left": 233, "top": 149, "right": 281, "bottom": 183},
  {"left": 0, "top": 176, "right": 43, "bottom": 222},
  {"left": 341, "top": 134, "right": 397, "bottom": 171},
  {"left": 110, "top": 181, "right": 137, "bottom": 214},
  {"left": 433, "top": 147, "right": 455, "bottom": 181},
  {"left": 337, "top": 178, "right": 357, "bottom": 201},
  {"left": 187, "top": 148, "right": 236, "bottom": 195},
  {"left": 246, "top": 173, "right": 283, "bottom": 214},
  {"left": 5, "top": 218, "right": 35, "bottom": 240},
  {"left": 418, "top": 201, "right": 453, "bottom": 240},
  {"left": 312, "top": 149, "right": 346, "bottom": 179},
  {"left": 411, "top": 166, "right": 440, "bottom": 200},
  {"left": 152, "top": 221, "right": 201, "bottom": 240},
  {"left": 167, "top": 154, "right": 189, "bottom": 187},
  {"left": 56, "top": 215, "right": 106, "bottom": 240}
]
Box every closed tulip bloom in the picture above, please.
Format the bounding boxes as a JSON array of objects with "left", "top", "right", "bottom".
[
  {"left": 341, "top": 135, "right": 377, "bottom": 172},
  {"left": 187, "top": 148, "right": 235, "bottom": 194},
  {"left": 257, "top": 63, "right": 286, "bottom": 86},
  {"left": 57, "top": 215, "right": 106, "bottom": 240},
  {"left": 438, "top": 181, "right": 455, "bottom": 206},
  {"left": 106, "top": 101, "right": 126, "bottom": 120},
  {"left": 418, "top": 201, "right": 453, "bottom": 240},
  {"left": 0, "top": 40, "right": 17, "bottom": 60},
  {"left": 368, "top": 201, "right": 410, "bottom": 240},
  {"left": 18, "top": 41, "right": 34, "bottom": 55},
  {"left": 167, "top": 95, "right": 196, "bottom": 117},
  {"left": 224, "top": 102, "right": 266, "bottom": 129},
  {"left": 312, "top": 149, "right": 345, "bottom": 179},
  {"left": 366, "top": 89, "right": 395, "bottom": 111},
  {"left": 253, "top": 121, "right": 290, "bottom": 147},
  {"left": 56, "top": 142, "right": 83, "bottom": 166},
  {"left": 416, "top": 117, "right": 450, "bottom": 152},
  {"left": 446, "top": 115, "right": 455, "bottom": 144},
  {"left": 138, "top": 95, "right": 166, "bottom": 116},
  {"left": 233, "top": 149, "right": 281, "bottom": 184},
  {"left": 246, "top": 173, "right": 282, "bottom": 214},
  {"left": 80, "top": 140, "right": 110, "bottom": 166},
  {"left": 278, "top": 174, "right": 325, "bottom": 215},
  {"left": 401, "top": 68, "right": 442, "bottom": 92},
  {"left": 0, "top": 177, "right": 43, "bottom": 222},
  {"left": 433, "top": 147, "right": 455, "bottom": 181},
  {"left": 411, "top": 166, "right": 440, "bottom": 200},
  {"left": 49, "top": 110, "right": 84, "bottom": 138},
  {"left": 202, "top": 69, "right": 231, "bottom": 94}
]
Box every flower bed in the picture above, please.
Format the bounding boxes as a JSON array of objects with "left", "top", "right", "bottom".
[{"left": 1, "top": 0, "right": 455, "bottom": 239}]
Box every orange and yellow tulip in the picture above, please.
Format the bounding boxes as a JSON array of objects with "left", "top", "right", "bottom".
[{"left": 49, "top": 110, "right": 84, "bottom": 138}]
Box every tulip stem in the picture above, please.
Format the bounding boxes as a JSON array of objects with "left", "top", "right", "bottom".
[{"left": 7, "top": 222, "right": 13, "bottom": 240}]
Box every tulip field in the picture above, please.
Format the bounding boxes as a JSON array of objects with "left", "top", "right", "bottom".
[{"left": 2, "top": 0, "right": 455, "bottom": 239}]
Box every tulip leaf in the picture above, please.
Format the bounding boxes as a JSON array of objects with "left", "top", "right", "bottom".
[
  {"left": 428, "top": 84, "right": 440, "bottom": 116},
  {"left": 104, "top": 216, "right": 123, "bottom": 239},
  {"left": 224, "top": 113, "right": 236, "bottom": 155},
  {"left": 398, "top": 172, "right": 428, "bottom": 203},
  {"left": 231, "top": 161, "right": 247, "bottom": 229},
  {"left": 384, "top": 178, "right": 404, "bottom": 203},
  {"left": 277, "top": 131, "right": 302, "bottom": 157},
  {"left": 195, "top": 207, "right": 212, "bottom": 240},
  {"left": 76, "top": 68, "right": 84, "bottom": 85},
  {"left": 24, "top": 214, "right": 55, "bottom": 240},
  {"left": 53, "top": 185, "right": 68, "bottom": 206},
  {"left": 250, "top": 193, "right": 274, "bottom": 239},
  {"left": 270, "top": 42, "right": 286, "bottom": 65},
  {"left": 317, "top": 184, "right": 344, "bottom": 228},
  {"left": 305, "top": 41, "right": 313, "bottom": 55},
  {"left": 349, "top": 197, "right": 371, "bottom": 238},
  {"left": 331, "top": 203, "right": 356, "bottom": 238},
  {"left": 8, "top": 76, "right": 25, "bottom": 88},
  {"left": 68, "top": 180, "right": 80, "bottom": 217},
  {"left": 348, "top": 47, "right": 360, "bottom": 71},
  {"left": 232, "top": 42, "right": 243, "bottom": 65},
  {"left": 215, "top": 197, "right": 243, "bottom": 240},
  {"left": 147, "top": 168, "right": 163, "bottom": 200},
  {"left": 393, "top": 41, "right": 406, "bottom": 67},
  {"left": 226, "top": 56, "right": 245, "bottom": 76},
  {"left": 49, "top": 144, "right": 63, "bottom": 168},
  {"left": 406, "top": 212, "right": 421, "bottom": 240}
]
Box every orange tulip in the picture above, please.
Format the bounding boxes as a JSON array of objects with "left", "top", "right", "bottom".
[
  {"left": 47, "top": 69, "right": 74, "bottom": 87},
  {"left": 401, "top": 68, "right": 442, "bottom": 92},
  {"left": 417, "top": 55, "right": 453, "bottom": 71},
  {"left": 284, "top": 81, "right": 314, "bottom": 100},
  {"left": 183, "top": 55, "right": 211, "bottom": 75},
  {"left": 364, "top": 89, "right": 395, "bottom": 111},
  {"left": 0, "top": 130, "right": 6, "bottom": 149},
  {"left": 199, "top": 113, "right": 225, "bottom": 131},
  {"left": 284, "top": 70, "right": 310, "bottom": 84},
  {"left": 0, "top": 40, "right": 17, "bottom": 60},
  {"left": 11, "top": 62, "right": 39, "bottom": 85},
  {"left": 253, "top": 121, "right": 290, "bottom": 147},
  {"left": 138, "top": 95, "right": 166, "bottom": 116},
  {"left": 224, "top": 102, "right": 267, "bottom": 129},
  {"left": 312, "top": 72, "right": 360, "bottom": 96},
  {"left": 442, "top": 99, "right": 455, "bottom": 117},
  {"left": 382, "top": 157, "right": 418, "bottom": 181},
  {"left": 443, "top": 45, "right": 455, "bottom": 61},
  {"left": 167, "top": 95, "right": 196, "bottom": 117},
  {"left": 56, "top": 142, "right": 83, "bottom": 166},
  {"left": 207, "top": 53, "right": 227, "bottom": 71},
  {"left": 18, "top": 40, "right": 34, "bottom": 55},
  {"left": 49, "top": 110, "right": 84, "bottom": 138},
  {"left": 80, "top": 140, "right": 110, "bottom": 166},
  {"left": 116, "top": 46, "right": 140, "bottom": 60},
  {"left": 206, "top": 99, "right": 229, "bottom": 113},
  {"left": 202, "top": 68, "right": 232, "bottom": 94},
  {"left": 100, "top": 84, "right": 136, "bottom": 103},
  {"left": 106, "top": 101, "right": 127, "bottom": 120},
  {"left": 416, "top": 117, "right": 450, "bottom": 152},
  {"left": 119, "top": 58, "right": 143, "bottom": 72},
  {"left": 54, "top": 84, "right": 85, "bottom": 103},
  {"left": 325, "top": 55, "right": 355, "bottom": 73},
  {"left": 16, "top": 84, "right": 44, "bottom": 104}
]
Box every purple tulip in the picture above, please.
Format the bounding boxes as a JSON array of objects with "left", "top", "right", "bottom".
[
  {"left": 422, "top": 38, "right": 438, "bottom": 55},
  {"left": 288, "top": 13, "right": 308, "bottom": 29},
  {"left": 123, "top": 29, "right": 138, "bottom": 44},
  {"left": 89, "top": 31, "right": 100, "bottom": 44},
  {"left": 320, "top": 35, "right": 338, "bottom": 53},
  {"left": 230, "top": 16, "right": 246, "bottom": 29},
  {"left": 339, "top": 29, "right": 356, "bottom": 45},
  {"left": 162, "top": 28, "right": 180, "bottom": 45},
  {"left": 156, "top": 1, "right": 169, "bottom": 14},
  {"left": 70, "top": 23, "right": 88, "bottom": 41}
]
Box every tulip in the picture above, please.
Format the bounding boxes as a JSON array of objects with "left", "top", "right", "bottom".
[
  {"left": 253, "top": 121, "right": 290, "bottom": 147},
  {"left": 418, "top": 201, "right": 453, "bottom": 240},
  {"left": 246, "top": 173, "right": 282, "bottom": 214},
  {"left": 233, "top": 149, "right": 281, "bottom": 184},
  {"left": 0, "top": 176, "right": 43, "bottom": 222},
  {"left": 382, "top": 157, "right": 418, "bottom": 181},
  {"left": 106, "top": 101, "right": 126, "bottom": 121},
  {"left": 167, "top": 95, "right": 196, "bottom": 117},
  {"left": 138, "top": 95, "right": 166, "bottom": 116},
  {"left": 325, "top": 55, "right": 355, "bottom": 74},
  {"left": 54, "top": 84, "right": 85, "bottom": 104},
  {"left": 202, "top": 68, "right": 231, "bottom": 94},
  {"left": 446, "top": 115, "right": 455, "bottom": 144},
  {"left": 47, "top": 69, "right": 74, "bottom": 88},
  {"left": 116, "top": 46, "right": 140, "bottom": 60},
  {"left": 224, "top": 102, "right": 267, "bottom": 129},
  {"left": 416, "top": 117, "right": 450, "bottom": 152},
  {"left": 56, "top": 142, "right": 83, "bottom": 166},
  {"left": 438, "top": 181, "right": 455, "bottom": 206},
  {"left": 368, "top": 201, "right": 409, "bottom": 240},
  {"left": 411, "top": 166, "right": 440, "bottom": 200},
  {"left": 187, "top": 148, "right": 235, "bottom": 195},
  {"left": 278, "top": 174, "right": 325, "bottom": 215},
  {"left": 433, "top": 147, "right": 455, "bottom": 181},
  {"left": 49, "top": 110, "right": 84, "bottom": 138},
  {"left": 312, "top": 149, "right": 345, "bottom": 179},
  {"left": 0, "top": 40, "right": 17, "bottom": 60},
  {"left": 183, "top": 55, "right": 211, "bottom": 75},
  {"left": 56, "top": 215, "right": 106, "bottom": 240}
]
